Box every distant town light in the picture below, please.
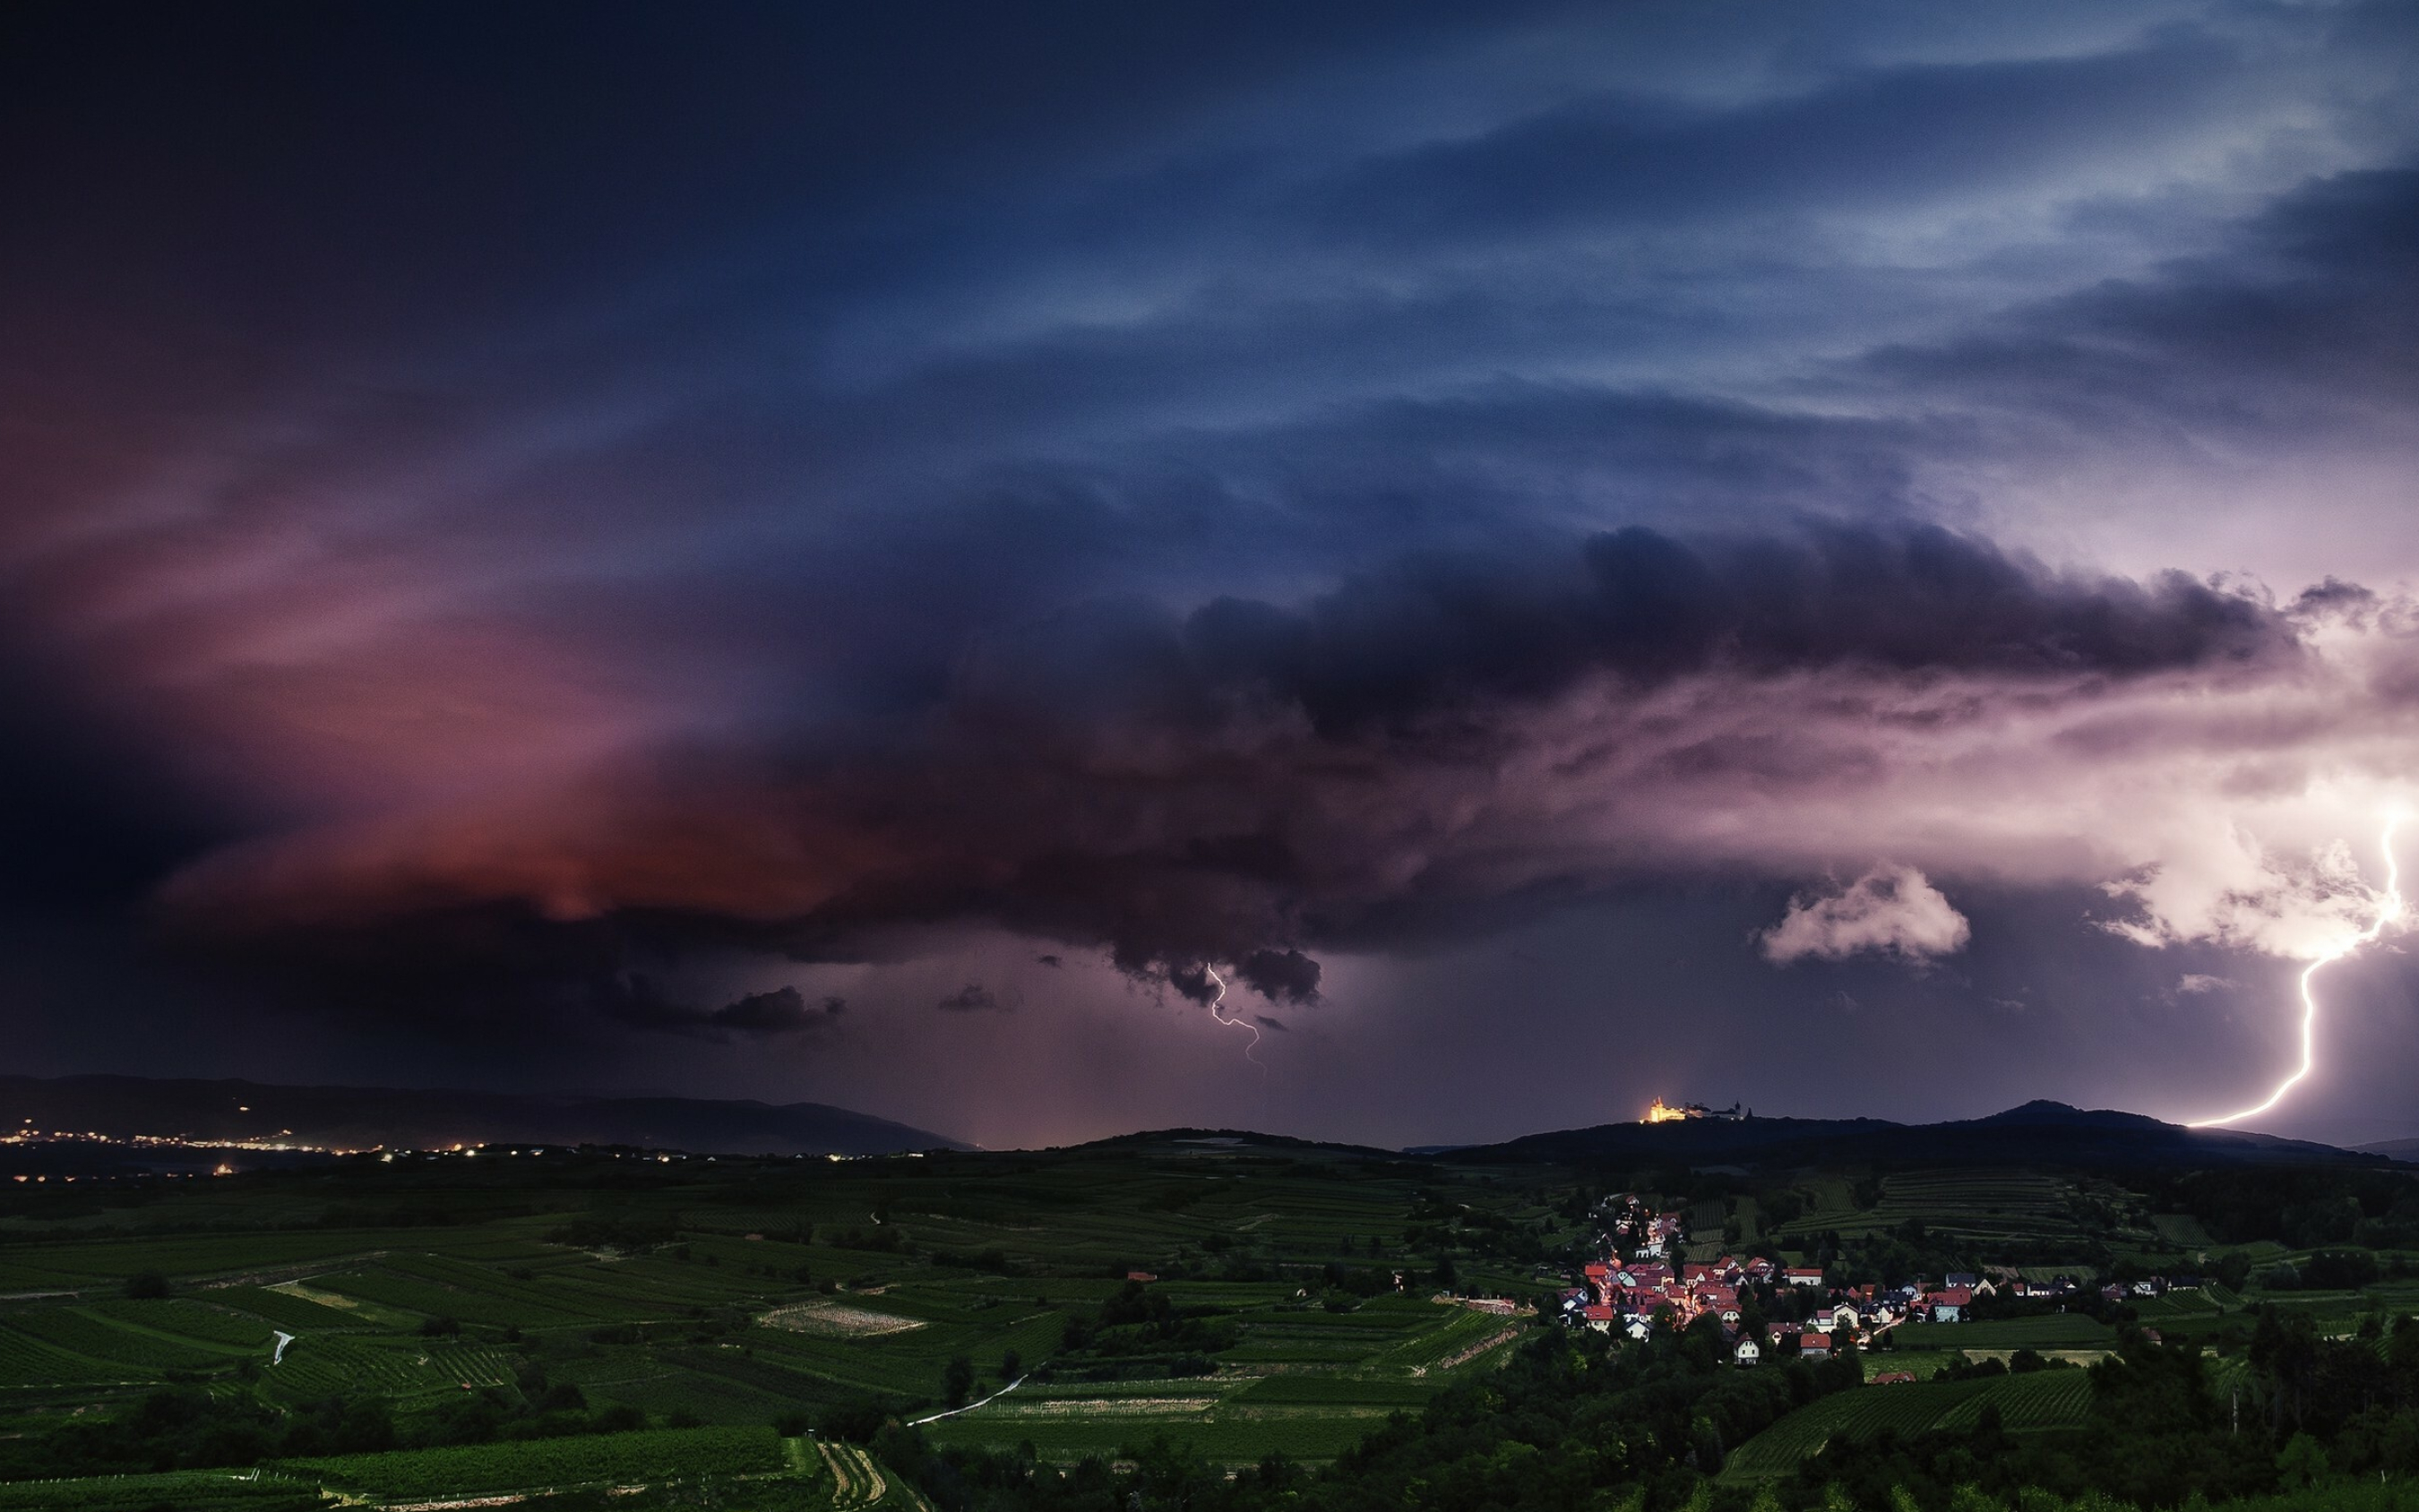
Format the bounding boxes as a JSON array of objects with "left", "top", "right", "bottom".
[{"left": 1640, "top": 1098, "right": 1747, "bottom": 1124}]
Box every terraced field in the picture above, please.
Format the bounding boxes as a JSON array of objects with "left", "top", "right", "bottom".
[
  {"left": 2151, "top": 1213, "right": 2217, "bottom": 1247},
  {"left": 0, "top": 1324, "right": 130, "bottom": 1387},
  {"left": 205, "top": 1284, "right": 376, "bottom": 1334},
  {"left": 0, "top": 1469, "right": 326, "bottom": 1510},
  {"left": 4, "top": 1304, "right": 245, "bottom": 1371},
  {"left": 919, "top": 1299, "right": 1508, "bottom": 1465},
  {"left": 257, "top": 1335, "right": 517, "bottom": 1403},
  {"left": 1720, "top": 1368, "right": 2097, "bottom": 1481},
  {"left": 282, "top": 1423, "right": 787, "bottom": 1498},
  {"left": 924, "top": 1403, "right": 1416, "bottom": 1465},
  {"left": 1770, "top": 1171, "right": 2088, "bottom": 1248}
]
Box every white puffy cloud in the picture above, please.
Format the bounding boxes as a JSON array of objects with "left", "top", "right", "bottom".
[{"left": 1760, "top": 863, "right": 1972, "bottom": 966}]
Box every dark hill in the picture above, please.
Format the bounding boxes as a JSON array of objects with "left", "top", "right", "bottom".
[
  {"left": 1458, "top": 1101, "right": 2380, "bottom": 1170},
  {"left": 0, "top": 1074, "right": 963, "bottom": 1158}
]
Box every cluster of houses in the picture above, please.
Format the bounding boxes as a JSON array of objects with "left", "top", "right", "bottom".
[
  {"left": 1563, "top": 1253, "right": 1999, "bottom": 1363},
  {"left": 1606, "top": 1197, "right": 1689, "bottom": 1259},
  {"left": 1561, "top": 1194, "right": 2200, "bottom": 1367}
]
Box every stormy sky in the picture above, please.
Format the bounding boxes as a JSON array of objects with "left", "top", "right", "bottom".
[{"left": 6, "top": 1, "right": 2419, "bottom": 1150}]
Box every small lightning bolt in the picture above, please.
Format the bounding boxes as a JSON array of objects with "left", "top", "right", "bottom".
[
  {"left": 1201, "top": 966, "right": 1266, "bottom": 1074},
  {"left": 2188, "top": 811, "right": 2406, "bottom": 1129}
]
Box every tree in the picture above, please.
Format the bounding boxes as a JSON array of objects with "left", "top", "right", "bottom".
[
  {"left": 2277, "top": 1431, "right": 2329, "bottom": 1488},
  {"left": 998, "top": 1348, "right": 1021, "bottom": 1383},
  {"left": 1738, "top": 1295, "right": 1769, "bottom": 1345},
  {"left": 1432, "top": 1254, "right": 1458, "bottom": 1290},
  {"left": 943, "top": 1354, "right": 975, "bottom": 1408},
  {"left": 123, "top": 1271, "right": 170, "bottom": 1300}
]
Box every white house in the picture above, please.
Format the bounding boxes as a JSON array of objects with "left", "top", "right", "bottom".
[{"left": 1733, "top": 1338, "right": 1760, "bottom": 1367}]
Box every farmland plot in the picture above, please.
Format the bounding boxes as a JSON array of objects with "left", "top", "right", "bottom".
[
  {"left": 1722, "top": 1370, "right": 2096, "bottom": 1481},
  {"left": 282, "top": 1423, "right": 785, "bottom": 1498}
]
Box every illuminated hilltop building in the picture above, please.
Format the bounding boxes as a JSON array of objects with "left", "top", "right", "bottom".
[{"left": 1642, "top": 1098, "right": 1748, "bottom": 1123}]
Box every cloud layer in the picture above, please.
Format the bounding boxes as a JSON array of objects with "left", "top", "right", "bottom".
[
  {"left": 4, "top": 1, "right": 2419, "bottom": 1139},
  {"left": 151, "top": 520, "right": 2344, "bottom": 1002}
]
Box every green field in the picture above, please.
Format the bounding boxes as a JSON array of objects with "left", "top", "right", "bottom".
[
  {"left": 1769, "top": 1170, "right": 2113, "bottom": 1251},
  {"left": 0, "top": 1138, "right": 2406, "bottom": 1505},
  {"left": 0, "top": 1470, "right": 328, "bottom": 1511},
  {"left": 1721, "top": 1368, "right": 2096, "bottom": 1480},
  {"left": 1888, "top": 1313, "right": 2118, "bottom": 1352},
  {"left": 0, "top": 1137, "right": 1547, "bottom": 1492},
  {"left": 283, "top": 1423, "right": 784, "bottom": 1497}
]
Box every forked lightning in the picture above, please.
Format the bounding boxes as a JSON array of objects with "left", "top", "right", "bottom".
[{"left": 2187, "top": 812, "right": 2406, "bottom": 1129}]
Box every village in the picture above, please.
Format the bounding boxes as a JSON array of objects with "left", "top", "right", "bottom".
[{"left": 1557, "top": 1192, "right": 2200, "bottom": 1372}]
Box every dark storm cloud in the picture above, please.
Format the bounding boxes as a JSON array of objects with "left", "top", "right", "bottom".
[
  {"left": 602, "top": 977, "right": 844, "bottom": 1042},
  {"left": 163, "top": 520, "right": 2304, "bottom": 1016},
  {"left": 1166, "top": 521, "right": 2285, "bottom": 733},
  {"left": 1237, "top": 949, "right": 1322, "bottom": 1005},
  {"left": 714, "top": 986, "right": 848, "bottom": 1035},
  {"left": 935, "top": 984, "right": 1003, "bottom": 1013}
]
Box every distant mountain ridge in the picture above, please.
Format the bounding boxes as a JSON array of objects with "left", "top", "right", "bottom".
[
  {"left": 0, "top": 1075, "right": 964, "bottom": 1158},
  {"left": 1454, "top": 1099, "right": 2389, "bottom": 1169}
]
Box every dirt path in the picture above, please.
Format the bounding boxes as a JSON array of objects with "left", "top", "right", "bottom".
[
  {"left": 818, "top": 1440, "right": 898, "bottom": 1509},
  {"left": 1415, "top": 1325, "right": 1521, "bottom": 1376},
  {"left": 908, "top": 1374, "right": 1024, "bottom": 1426}
]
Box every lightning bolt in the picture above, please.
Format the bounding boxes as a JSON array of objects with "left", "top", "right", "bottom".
[
  {"left": 1201, "top": 966, "right": 1266, "bottom": 1073},
  {"left": 2187, "top": 812, "right": 2406, "bottom": 1129}
]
